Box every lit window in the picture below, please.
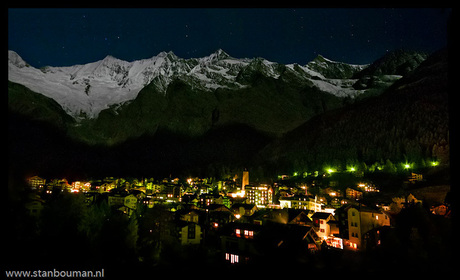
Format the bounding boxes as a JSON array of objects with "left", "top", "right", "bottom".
[
  {"left": 230, "top": 254, "right": 239, "bottom": 264},
  {"left": 235, "top": 229, "right": 241, "bottom": 237}
]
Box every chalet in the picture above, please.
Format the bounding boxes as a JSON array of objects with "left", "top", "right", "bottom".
[
  {"left": 220, "top": 222, "right": 264, "bottom": 265},
  {"left": 287, "top": 209, "right": 314, "bottom": 226},
  {"left": 220, "top": 222, "right": 320, "bottom": 265},
  {"left": 311, "top": 212, "right": 338, "bottom": 240},
  {"left": 199, "top": 193, "right": 223, "bottom": 207}
]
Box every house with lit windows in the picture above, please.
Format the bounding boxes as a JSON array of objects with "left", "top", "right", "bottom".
[
  {"left": 220, "top": 223, "right": 262, "bottom": 264},
  {"left": 311, "top": 212, "right": 338, "bottom": 240},
  {"left": 199, "top": 193, "right": 223, "bottom": 207},
  {"left": 337, "top": 205, "right": 390, "bottom": 250},
  {"left": 220, "top": 222, "right": 321, "bottom": 265}
]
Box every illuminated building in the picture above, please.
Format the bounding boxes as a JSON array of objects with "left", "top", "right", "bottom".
[
  {"left": 408, "top": 172, "right": 423, "bottom": 184},
  {"left": 199, "top": 193, "right": 223, "bottom": 207},
  {"left": 242, "top": 169, "right": 249, "bottom": 191},
  {"left": 246, "top": 184, "right": 273, "bottom": 207},
  {"left": 311, "top": 212, "right": 338, "bottom": 240},
  {"left": 343, "top": 205, "right": 390, "bottom": 250},
  {"left": 357, "top": 183, "right": 379, "bottom": 193},
  {"left": 279, "top": 195, "right": 322, "bottom": 212},
  {"left": 27, "top": 176, "right": 46, "bottom": 190},
  {"left": 346, "top": 187, "right": 363, "bottom": 200}
]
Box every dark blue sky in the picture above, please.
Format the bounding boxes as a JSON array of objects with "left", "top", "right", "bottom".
[{"left": 8, "top": 8, "right": 451, "bottom": 68}]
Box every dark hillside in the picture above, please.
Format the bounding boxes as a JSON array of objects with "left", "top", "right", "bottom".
[{"left": 261, "top": 49, "right": 449, "bottom": 173}]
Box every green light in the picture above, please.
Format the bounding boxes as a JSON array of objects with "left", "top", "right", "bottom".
[
  {"left": 350, "top": 167, "right": 355, "bottom": 172},
  {"left": 404, "top": 164, "right": 410, "bottom": 169},
  {"left": 431, "top": 161, "right": 439, "bottom": 166},
  {"left": 327, "top": 169, "right": 334, "bottom": 173}
]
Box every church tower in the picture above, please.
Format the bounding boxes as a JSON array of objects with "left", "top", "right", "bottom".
[{"left": 242, "top": 169, "right": 249, "bottom": 191}]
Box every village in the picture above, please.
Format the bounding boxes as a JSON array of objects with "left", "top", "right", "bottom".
[{"left": 22, "top": 165, "right": 451, "bottom": 271}]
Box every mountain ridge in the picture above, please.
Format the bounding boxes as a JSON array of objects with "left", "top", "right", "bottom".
[{"left": 8, "top": 49, "right": 367, "bottom": 119}]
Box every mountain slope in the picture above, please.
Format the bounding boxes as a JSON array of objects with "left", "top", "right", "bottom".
[
  {"left": 352, "top": 49, "right": 428, "bottom": 90},
  {"left": 260, "top": 48, "right": 449, "bottom": 172}
]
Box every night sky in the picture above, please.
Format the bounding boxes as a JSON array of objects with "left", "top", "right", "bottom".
[{"left": 8, "top": 8, "right": 450, "bottom": 68}]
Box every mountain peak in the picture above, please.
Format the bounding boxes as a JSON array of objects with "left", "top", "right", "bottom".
[
  {"left": 102, "top": 54, "right": 117, "bottom": 61},
  {"left": 99, "top": 55, "right": 124, "bottom": 66},
  {"left": 8, "top": 50, "right": 28, "bottom": 68},
  {"left": 201, "top": 49, "right": 231, "bottom": 63},
  {"left": 154, "top": 51, "right": 178, "bottom": 62},
  {"left": 312, "top": 54, "right": 334, "bottom": 63},
  {"left": 214, "top": 48, "right": 229, "bottom": 58}
]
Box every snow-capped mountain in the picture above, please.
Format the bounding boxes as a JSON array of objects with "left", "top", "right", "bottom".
[{"left": 8, "top": 49, "right": 367, "bottom": 119}]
